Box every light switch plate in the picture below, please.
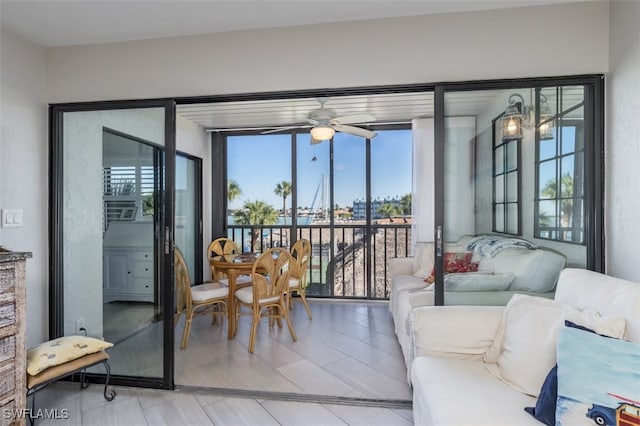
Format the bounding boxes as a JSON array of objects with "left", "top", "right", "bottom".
[{"left": 1, "top": 209, "right": 23, "bottom": 228}]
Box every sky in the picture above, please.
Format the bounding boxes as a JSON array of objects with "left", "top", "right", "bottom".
[{"left": 226, "top": 129, "right": 412, "bottom": 211}]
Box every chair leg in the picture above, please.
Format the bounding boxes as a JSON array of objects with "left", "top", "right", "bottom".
[
  {"left": 248, "top": 316, "right": 259, "bottom": 353},
  {"left": 181, "top": 311, "right": 193, "bottom": 349},
  {"left": 299, "top": 291, "right": 312, "bottom": 320},
  {"left": 281, "top": 302, "right": 297, "bottom": 342}
]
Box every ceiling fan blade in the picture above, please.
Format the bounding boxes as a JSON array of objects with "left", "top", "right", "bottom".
[
  {"left": 261, "top": 125, "right": 303, "bottom": 135},
  {"left": 331, "top": 113, "right": 376, "bottom": 125},
  {"left": 332, "top": 123, "right": 378, "bottom": 139}
]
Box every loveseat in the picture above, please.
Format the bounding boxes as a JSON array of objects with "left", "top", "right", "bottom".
[
  {"left": 409, "top": 268, "right": 640, "bottom": 425},
  {"left": 389, "top": 235, "right": 566, "bottom": 371}
]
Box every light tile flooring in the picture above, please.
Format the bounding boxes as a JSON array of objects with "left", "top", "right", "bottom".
[{"left": 35, "top": 299, "right": 414, "bottom": 425}]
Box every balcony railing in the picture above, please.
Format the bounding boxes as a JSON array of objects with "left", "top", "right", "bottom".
[{"left": 227, "top": 222, "right": 411, "bottom": 299}]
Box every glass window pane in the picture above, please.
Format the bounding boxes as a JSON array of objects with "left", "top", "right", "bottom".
[
  {"left": 560, "top": 155, "right": 575, "bottom": 199},
  {"left": 538, "top": 160, "right": 557, "bottom": 199},
  {"left": 227, "top": 134, "right": 291, "bottom": 251},
  {"left": 296, "top": 134, "right": 329, "bottom": 225},
  {"left": 539, "top": 137, "right": 556, "bottom": 161},
  {"left": 561, "top": 126, "right": 576, "bottom": 154},
  {"left": 507, "top": 203, "right": 518, "bottom": 234},
  {"left": 506, "top": 171, "right": 518, "bottom": 202},
  {"left": 538, "top": 200, "right": 557, "bottom": 237},
  {"left": 494, "top": 204, "right": 504, "bottom": 232},
  {"left": 494, "top": 145, "right": 504, "bottom": 174},
  {"left": 371, "top": 130, "right": 412, "bottom": 220},
  {"left": 495, "top": 175, "right": 504, "bottom": 203},
  {"left": 506, "top": 141, "right": 517, "bottom": 171}
]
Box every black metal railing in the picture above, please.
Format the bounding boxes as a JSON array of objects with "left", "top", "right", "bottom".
[{"left": 227, "top": 223, "right": 411, "bottom": 299}]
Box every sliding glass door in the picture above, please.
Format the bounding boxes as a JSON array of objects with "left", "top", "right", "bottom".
[{"left": 50, "top": 101, "right": 176, "bottom": 387}]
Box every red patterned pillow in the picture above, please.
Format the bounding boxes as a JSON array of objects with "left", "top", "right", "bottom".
[{"left": 424, "top": 252, "right": 476, "bottom": 283}]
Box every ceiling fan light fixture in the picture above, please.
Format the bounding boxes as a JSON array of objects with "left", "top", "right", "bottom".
[{"left": 310, "top": 125, "right": 335, "bottom": 141}]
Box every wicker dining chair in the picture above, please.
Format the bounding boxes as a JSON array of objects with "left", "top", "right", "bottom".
[
  {"left": 174, "top": 247, "right": 228, "bottom": 349},
  {"left": 286, "top": 239, "right": 312, "bottom": 320},
  {"left": 207, "top": 237, "right": 252, "bottom": 287},
  {"left": 233, "top": 248, "right": 297, "bottom": 353}
]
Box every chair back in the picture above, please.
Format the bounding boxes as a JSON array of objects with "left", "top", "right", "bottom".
[
  {"left": 290, "top": 239, "right": 311, "bottom": 285},
  {"left": 251, "top": 248, "right": 292, "bottom": 301},
  {"left": 174, "top": 248, "right": 192, "bottom": 313},
  {"left": 207, "top": 237, "right": 240, "bottom": 258}
]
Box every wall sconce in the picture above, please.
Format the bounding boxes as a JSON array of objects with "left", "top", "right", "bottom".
[
  {"left": 501, "top": 93, "right": 530, "bottom": 141},
  {"left": 537, "top": 94, "right": 555, "bottom": 141}
]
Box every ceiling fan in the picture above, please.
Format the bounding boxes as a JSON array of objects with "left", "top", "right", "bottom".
[{"left": 263, "top": 98, "right": 378, "bottom": 144}]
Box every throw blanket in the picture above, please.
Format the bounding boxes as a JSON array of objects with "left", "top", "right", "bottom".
[{"left": 465, "top": 235, "right": 537, "bottom": 258}]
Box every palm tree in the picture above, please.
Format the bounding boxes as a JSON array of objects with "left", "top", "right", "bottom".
[
  {"left": 227, "top": 180, "right": 242, "bottom": 203},
  {"left": 274, "top": 181, "right": 292, "bottom": 224},
  {"left": 377, "top": 203, "right": 402, "bottom": 223},
  {"left": 400, "top": 193, "right": 412, "bottom": 216},
  {"left": 233, "top": 200, "right": 278, "bottom": 251}
]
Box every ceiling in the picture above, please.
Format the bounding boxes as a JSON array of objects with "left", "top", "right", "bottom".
[
  {"left": 1, "top": 0, "right": 587, "bottom": 48},
  {"left": 177, "top": 90, "right": 506, "bottom": 131}
]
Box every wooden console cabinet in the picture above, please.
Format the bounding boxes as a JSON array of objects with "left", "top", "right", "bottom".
[{"left": 0, "top": 251, "right": 30, "bottom": 426}]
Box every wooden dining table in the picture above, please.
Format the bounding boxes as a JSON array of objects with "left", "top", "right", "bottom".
[{"left": 210, "top": 253, "right": 258, "bottom": 338}]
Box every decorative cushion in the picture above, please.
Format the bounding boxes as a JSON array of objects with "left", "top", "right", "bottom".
[
  {"left": 524, "top": 365, "right": 557, "bottom": 426},
  {"left": 235, "top": 286, "right": 279, "bottom": 304},
  {"left": 424, "top": 252, "right": 475, "bottom": 283},
  {"left": 27, "top": 336, "right": 113, "bottom": 376},
  {"left": 483, "top": 295, "right": 626, "bottom": 397},
  {"left": 412, "top": 242, "right": 435, "bottom": 279},
  {"left": 444, "top": 272, "right": 515, "bottom": 291},
  {"left": 556, "top": 324, "right": 640, "bottom": 426}
]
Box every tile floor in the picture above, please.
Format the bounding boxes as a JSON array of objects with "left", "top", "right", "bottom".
[{"left": 33, "top": 299, "right": 414, "bottom": 425}]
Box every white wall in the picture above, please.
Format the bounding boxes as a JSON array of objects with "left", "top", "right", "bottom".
[
  {"left": 45, "top": 2, "right": 609, "bottom": 102},
  {"left": 176, "top": 114, "right": 211, "bottom": 280},
  {"left": 0, "top": 29, "right": 48, "bottom": 347},
  {"left": 606, "top": 0, "right": 640, "bottom": 282}
]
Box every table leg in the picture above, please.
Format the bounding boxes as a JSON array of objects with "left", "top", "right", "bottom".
[{"left": 227, "top": 272, "right": 236, "bottom": 339}]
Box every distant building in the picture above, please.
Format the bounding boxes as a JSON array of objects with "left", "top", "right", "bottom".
[{"left": 352, "top": 196, "right": 403, "bottom": 220}]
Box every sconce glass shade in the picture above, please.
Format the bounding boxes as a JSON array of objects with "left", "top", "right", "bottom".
[
  {"left": 538, "top": 95, "right": 555, "bottom": 141},
  {"left": 310, "top": 125, "right": 335, "bottom": 141},
  {"left": 501, "top": 95, "right": 524, "bottom": 141}
]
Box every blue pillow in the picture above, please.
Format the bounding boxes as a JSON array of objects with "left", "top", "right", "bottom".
[{"left": 524, "top": 365, "right": 557, "bottom": 426}]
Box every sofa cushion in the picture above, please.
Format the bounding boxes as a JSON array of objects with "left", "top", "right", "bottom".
[
  {"left": 554, "top": 268, "right": 640, "bottom": 343},
  {"left": 411, "top": 356, "right": 539, "bottom": 426},
  {"left": 484, "top": 294, "right": 626, "bottom": 396},
  {"left": 556, "top": 324, "right": 640, "bottom": 426},
  {"left": 412, "top": 242, "right": 435, "bottom": 278},
  {"left": 480, "top": 248, "right": 565, "bottom": 292}
]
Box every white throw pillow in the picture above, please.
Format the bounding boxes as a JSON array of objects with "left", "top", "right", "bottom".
[
  {"left": 483, "top": 294, "right": 626, "bottom": 397},
  {"left": 412, "top": 242, "right": 434, "bottom": 279}
]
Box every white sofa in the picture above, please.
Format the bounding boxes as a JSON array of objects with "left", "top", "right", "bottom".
[
  {"left": 389, "top": 235, "right": 566, "bottom": 372},
  {"left": 409, "top": 268, "right": 640, "bottom": 426}
]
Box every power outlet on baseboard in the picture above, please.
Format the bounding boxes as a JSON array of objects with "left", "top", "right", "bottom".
[{"left": 75, "top": 319, "right": 86, "bottom": 334}]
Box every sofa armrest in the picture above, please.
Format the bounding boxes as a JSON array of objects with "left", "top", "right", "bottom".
[
  {"left": 389, "top": 257, "right": 414, "bottom": 277},
  {"left": 411, "top": 305, "right": 504, "bottom": 360}
]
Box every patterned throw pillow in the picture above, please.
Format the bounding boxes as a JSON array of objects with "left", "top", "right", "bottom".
[
  {"left": 555, "top": 324, "right": 640, "bottom": 426},
  {"left": 424, "top": 252, "right": 476, "bottom": 283},
  {"left": 27, "top": 335, "right": 113, "bottom": 375}
]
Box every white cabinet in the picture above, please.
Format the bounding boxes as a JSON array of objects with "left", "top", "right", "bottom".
[{"left": 103, "top": 247, "right": 154, "bottom": 302}]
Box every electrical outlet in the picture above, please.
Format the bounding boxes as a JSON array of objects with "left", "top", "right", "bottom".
[{"left": 76, "top": 319, "right": 85, "bottom": 334}]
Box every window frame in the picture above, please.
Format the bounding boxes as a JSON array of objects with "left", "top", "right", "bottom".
[{"left": 492, "top": 113, "right": 522, "bottom": 236}]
